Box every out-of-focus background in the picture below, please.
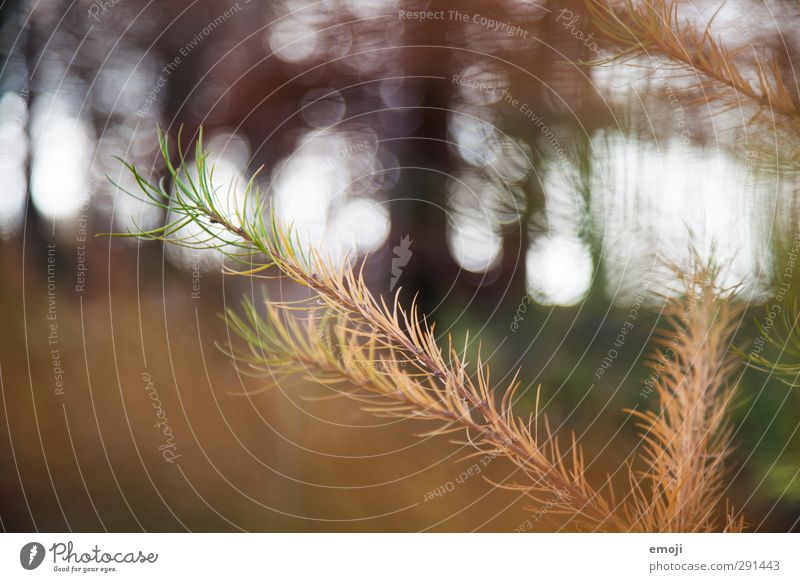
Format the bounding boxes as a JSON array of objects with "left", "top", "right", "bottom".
[{"left": 0, "top": 0, "right": 798, "bottom": 531}]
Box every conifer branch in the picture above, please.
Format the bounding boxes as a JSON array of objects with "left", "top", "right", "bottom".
[
  {"left": 112, "top": 128, "right": 747, "bottom": 532},
  {"left": 586, "top": 0, "right": 800, "bottom": 126},
  {"left": 116, "top": 128, "right": 625, "bottom": 531}
]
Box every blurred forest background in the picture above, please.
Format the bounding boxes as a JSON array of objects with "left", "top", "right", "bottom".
[{"left": 0, "top": 0, "right": 798, "bottom": 531}]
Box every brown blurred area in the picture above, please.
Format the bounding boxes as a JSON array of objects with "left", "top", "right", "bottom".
[{"left": 0, "top": 233, "right": 547, "bottom": 532}]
